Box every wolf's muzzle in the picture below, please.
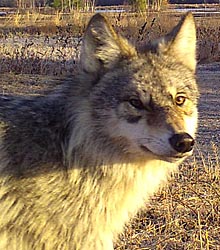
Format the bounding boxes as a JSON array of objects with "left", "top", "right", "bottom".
[{"left": 169, "top": 133, "right": 195, "bottom": 153}]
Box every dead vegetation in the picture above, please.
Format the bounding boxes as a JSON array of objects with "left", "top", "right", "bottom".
[{"left": 0, "top": 11, "right": 220, "bottom": 75}]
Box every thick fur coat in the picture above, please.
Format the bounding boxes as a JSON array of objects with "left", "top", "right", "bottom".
[{"left": 0, "top": 13, "right": 199, "bottom": 250}]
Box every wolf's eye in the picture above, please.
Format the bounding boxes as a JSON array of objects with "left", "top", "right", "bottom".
[
  {"left": 175, "top": 94, "right": 186, "bottom": 106},
  {"left": 129, "top": 99, "right": 145, "bottom": 110}
]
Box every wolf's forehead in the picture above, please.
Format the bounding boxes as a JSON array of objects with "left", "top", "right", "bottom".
[
  {"left": 131, "top": 60, "right": 194, "bottom": 94},
  {"left": 131, "top": 65, "right": 173, "bottom": 93}
]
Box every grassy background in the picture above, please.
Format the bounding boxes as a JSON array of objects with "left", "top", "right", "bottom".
[
  {"left": 0, "top": 11, "right": 220, "bottom": 75},
  {"left": 0, "top": 9, "right": 219, "bottom": 249}
]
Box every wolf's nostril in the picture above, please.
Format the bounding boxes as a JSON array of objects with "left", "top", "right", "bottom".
[{"left": 169, "top": 133, "right": 195, "bottom": 153}]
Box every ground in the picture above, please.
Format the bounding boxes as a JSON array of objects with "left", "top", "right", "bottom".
[{"left": 197, "top": 63, "right": 220, "bottom": 151}]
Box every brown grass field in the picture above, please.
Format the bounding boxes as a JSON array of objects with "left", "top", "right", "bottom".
[{"left": 0, "top": 9, "right": 219, "bottom": 250}]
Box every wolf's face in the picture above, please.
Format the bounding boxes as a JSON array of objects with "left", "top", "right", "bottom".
[{"left": 80, "top": 13, "right": 199, "bottom": 162}]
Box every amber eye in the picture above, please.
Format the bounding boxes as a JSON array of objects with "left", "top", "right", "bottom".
[
  {"left": 175, "top": 94, "right": 186, "bottom": 106},
  {"left": 129, "top": 99, "right": 145, "bottom": 110}
]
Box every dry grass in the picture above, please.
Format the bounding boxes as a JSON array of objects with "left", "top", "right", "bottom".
[
  {"left": 0, "top": 9, "right": 219, "bottom": 249},
  {"left": 0, "top": 35, "right": 80, "bottom": 75},
  {"left": 0, "top": 11, "right": 220, "bottom": 75}
]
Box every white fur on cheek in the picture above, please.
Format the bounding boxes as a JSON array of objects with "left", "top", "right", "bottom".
[{"left": 184, "top": 110, "right": 198, "bottom": 138}]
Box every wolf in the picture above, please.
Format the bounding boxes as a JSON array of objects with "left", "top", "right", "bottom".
[{"left": 0, "top": 12, "right": 198, "bottom": 250}]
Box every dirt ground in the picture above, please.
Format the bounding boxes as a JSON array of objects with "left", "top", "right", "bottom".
[{"left": 197, "top": 63, "right": 220, "bottom": 157}]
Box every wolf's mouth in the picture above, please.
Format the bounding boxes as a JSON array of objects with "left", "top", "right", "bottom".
[
  {"left": 140, "top": 145, "right": 152, "bottom": 153},
  {"left": 140, "top": 144, "right": 190, "bottom": 162}
]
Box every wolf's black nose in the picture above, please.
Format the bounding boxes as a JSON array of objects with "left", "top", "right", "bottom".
[{"left": 169, "top": 133, "right": 195, "bottom": 153}]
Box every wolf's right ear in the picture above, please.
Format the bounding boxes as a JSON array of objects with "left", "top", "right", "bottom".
[
  {"left": 144, "top": 13, "right": 196, "bottom": 72},
  {"left": 80, "top": 14, "right": 137, "bottom": 76}
]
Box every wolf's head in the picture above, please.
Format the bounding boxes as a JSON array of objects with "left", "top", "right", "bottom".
[{"left": 77, "top": 13, "right": 199, "bottom": 164}]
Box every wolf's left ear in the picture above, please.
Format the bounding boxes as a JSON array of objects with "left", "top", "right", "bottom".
[
  {"left": 80, "top": 14, "right": 137, "bottom": 76},
  {"left": 146, "top": 13, "right": 196, "bottom": 72}
]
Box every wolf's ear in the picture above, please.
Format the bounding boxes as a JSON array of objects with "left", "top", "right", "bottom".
[
  {"left": 146, "top": 13, "right": 196, "bottom": 72},
  {"left": 80, "top": 14, "right": 137, "bottom": 75}
]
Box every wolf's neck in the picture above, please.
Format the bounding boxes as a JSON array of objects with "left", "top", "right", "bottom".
[{"left": 65, "top": 160, "right": 177, "bottom": 236}]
